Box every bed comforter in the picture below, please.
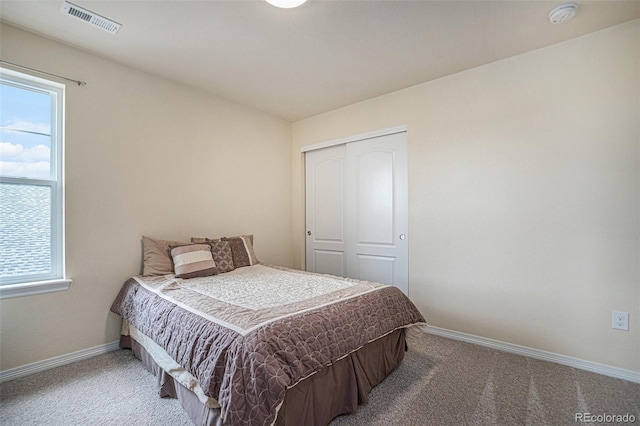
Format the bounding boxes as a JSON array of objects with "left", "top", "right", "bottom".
[{"left": 110, "top": 264, "right": 425, "bottom": 425}]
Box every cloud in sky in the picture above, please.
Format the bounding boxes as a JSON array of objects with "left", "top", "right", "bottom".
[{"left": 0, "top": 141, "right": 51, "bottom": 179}]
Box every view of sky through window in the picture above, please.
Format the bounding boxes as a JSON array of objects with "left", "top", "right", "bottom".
[{"left": 0, "top": 83, "right": 52, "bottom": 180}]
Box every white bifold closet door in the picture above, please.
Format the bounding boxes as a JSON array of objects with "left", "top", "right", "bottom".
[{"left": 305, "top": 131, "right": 408, "bottom": 295}]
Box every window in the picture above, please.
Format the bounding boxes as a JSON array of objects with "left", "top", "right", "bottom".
[{"left": 0, "top": 68, "right": 70, "bottom": 298}]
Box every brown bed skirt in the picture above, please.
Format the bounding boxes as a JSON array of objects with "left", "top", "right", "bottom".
[{"left": 121, "top": 328, "right": 406, "bottom": 426}]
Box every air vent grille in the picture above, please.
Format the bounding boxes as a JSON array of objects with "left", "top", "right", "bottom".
[{"left": 61, "top": 1, "right": 121, "bottom": 34}]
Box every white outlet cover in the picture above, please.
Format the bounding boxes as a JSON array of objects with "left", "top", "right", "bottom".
[{"left": 612, "top": 310, "right": 629, "bottom": 331}]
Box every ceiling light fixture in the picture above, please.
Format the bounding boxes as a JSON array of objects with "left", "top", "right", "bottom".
[
  {"left": 548, "top": 3, "right": 578, "bottom": 24},
  {"left": 265, "top": 0, "right": 307, "bottom": 9}
]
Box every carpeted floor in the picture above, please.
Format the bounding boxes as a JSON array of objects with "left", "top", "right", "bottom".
[
  {"left": 1, "top": 332, "right": 638, "bottom": 426},
  {"left": 331, "top": 332, "right": 640, "bottom": 425}
]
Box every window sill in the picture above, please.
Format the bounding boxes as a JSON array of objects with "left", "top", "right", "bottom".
[{"left": 0, "top": 279, "right": 72, "bottom": 300}]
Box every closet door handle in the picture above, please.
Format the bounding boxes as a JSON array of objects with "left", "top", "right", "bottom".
[
  {"left": 307, "top": 231, "right": 312, "bottom": 236},
  {"left": 399, "top": 234, "right": 406, "bottom": 240}
]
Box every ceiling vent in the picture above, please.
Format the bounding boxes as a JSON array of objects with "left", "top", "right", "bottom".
[{"left": 61, "top": 1, "right": 121, "bottom": 34}]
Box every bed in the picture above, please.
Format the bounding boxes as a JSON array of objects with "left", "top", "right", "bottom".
[{"left": 110, "top": 235, "right": 426, "bottom": 426}]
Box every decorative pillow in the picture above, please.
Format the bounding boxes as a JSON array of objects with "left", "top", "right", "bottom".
[
  {"left": 207, "top": 240, "right": 235, "bottom": 273},
  {"left": 142, "top": 236, "right": 186, "bottom": 276},
  {"left": 170, "top": 244, "right": 218, "bottom": 279},
  {"left": 191, "top": 237, "right": 220, "bottom": 244},
  {"left": 191, "top": 236, "right": 252, "bottom": 244},
  {"left": 221, "top": 235, "right": 258, "bottom": 268}
]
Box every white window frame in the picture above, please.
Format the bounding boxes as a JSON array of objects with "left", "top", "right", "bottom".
[{"left": 0, "top": 68, "right": 71, "bottom": 299}]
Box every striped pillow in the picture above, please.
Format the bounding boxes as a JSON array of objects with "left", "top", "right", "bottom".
[{"left": 170, "top": 244, "right": 218, "bottom": 279}]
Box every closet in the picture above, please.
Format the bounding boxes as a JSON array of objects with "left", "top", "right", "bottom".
[{"left": 304, "top": 129, "right": 408, "bottom": 294}]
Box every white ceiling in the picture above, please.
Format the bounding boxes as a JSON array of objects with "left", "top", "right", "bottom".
[{"left": 1, "top": 1, "right": 638, "bottom": 121}]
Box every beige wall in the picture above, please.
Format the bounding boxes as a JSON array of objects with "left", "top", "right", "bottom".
[
  {"left": 0, "top": 24, "right": 293, "bottom": 371},
  {"left": 2, "top": 19, "right": 638, "bottom": 375},
  {"left": 292, "top": 21, "right": 639, "bottom": 372}
]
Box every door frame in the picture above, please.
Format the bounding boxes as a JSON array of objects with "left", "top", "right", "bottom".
[{"left": 300, "top": 125, "right": 407, "bottom": 153}]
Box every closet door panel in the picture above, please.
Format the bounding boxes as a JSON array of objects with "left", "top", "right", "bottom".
[
  {"left": 355, "top": 254, "right": 395, "bottom": 286},
  {"left": 354, "top": 149, "right": 395, "bottom": 245},
  {"left": 305, "top": 144, "right": 347, "bottom": 276},
  {"left": 347, "top": 132, "right": 408, "bottom": 294},
  {"left": 313, "top": 250, "right": 345, "bottom": 278}
]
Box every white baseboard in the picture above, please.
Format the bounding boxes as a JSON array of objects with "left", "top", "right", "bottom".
[
  {"left": 2, "top": 329, "right": 638, "bottom": 385},
  {"left": 425, "top": 326, "right": 640, "bottom": 384},
  {"left": 0, "top": 340, "right": 121, "bottom": 383}
]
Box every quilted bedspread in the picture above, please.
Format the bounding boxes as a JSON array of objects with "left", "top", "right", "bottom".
[{"left": 110, "top": 264, "right": 426, "bottom": 425}]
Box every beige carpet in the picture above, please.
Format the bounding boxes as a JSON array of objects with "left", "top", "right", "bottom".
[
  {"left": 1, "top": 332, "right": 638, "bottom": 426},
  {"left": 331, "top": 332, "right": 640, "bottom": 425}
]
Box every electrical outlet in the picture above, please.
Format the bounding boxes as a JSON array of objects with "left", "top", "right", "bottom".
[{"left": 612, "top": 310, "right": 629, "bottom": 331}]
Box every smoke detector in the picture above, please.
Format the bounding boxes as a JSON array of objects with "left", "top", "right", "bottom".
[
  {"left": 548, "top": 3, "right": 578, "bottom": 24},
  {"left": 61, "top": 1, "right": 121, "bottom": 34}
]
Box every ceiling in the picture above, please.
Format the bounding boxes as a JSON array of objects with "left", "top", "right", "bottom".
[{"left": 1, "top": 1, "right": 638, "bottom": 122}]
